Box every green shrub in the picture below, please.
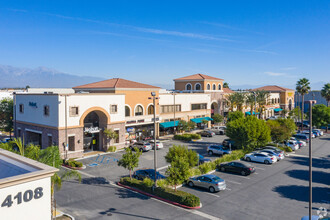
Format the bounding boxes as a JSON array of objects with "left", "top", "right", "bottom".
[
  {"left": 120, "top": 177, "right": 200, "bottom": 207},
  {"left": 156, "top": 179, "right": 168, "bottom": 188},
  {"left": 173, "top": 134, "right": 201, "bottom": 141},
  {"left": 64, "top": 159, "right": 83, "bottom": 168},
  {"left": 142, "top": 178, "right": 154, "bottom": 187},
  {"left": 278, "top": 146, "right": 293, "bottom": 152},
  {"left": 188, "top": 168, "right": 201, "bottom": 177},
  {"left": 190, "top": 133, "right": 201, "bottom": 139},
  {"left": 107, "top": 146, "right": 117, "bottom": 152},
  {"left": 198, "top": 162, "right": 213, "bottom": 174}
]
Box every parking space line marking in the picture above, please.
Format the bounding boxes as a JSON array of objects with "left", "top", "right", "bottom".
[
  {"left": 191, "top": 210, "right": 222, "bottom": 220},
  {"left": 157, "top": 165, "right": 169, "bottom": 171},
  {"left": 234, "top": 175, "right": 250, "bottom": 179},
  {"left": 207, "top": 193, "right": 220, "bottom": 197},
  {"left": 226, "top": 188, "right": 232, "bottom": 191},
  {"left": 255, "top": 173, "right": 259, "bottom": 174},
  {"left": 254, "top": 167, "right": 265, "bottom": 170},
  {"left": 226, "top": 180, "right": 241, "bottom": 185}
]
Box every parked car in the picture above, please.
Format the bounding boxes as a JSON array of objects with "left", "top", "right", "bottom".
[
  {"left": 222, "top": 139, "right": 237, "bottom": 149},
  {"left": 217, "top": 161, "right": 255, "bottom": 176},
  {"left": 301, "top": 130, "right": 316, "bottom": 138},
  {"left": 263, "top": 146, "right": 284, "bottom": 154},
  {"left": 129, "top": 141, "right": 152, "bottom": 152},
  {"left": 293, "top": 134, "right": 310, "bottom": 143},
  {"left": 207, "top": 145, "right": 232, "bottom": 156},
  {"left": 296, "top": 122, "right": 310, "bottom": 128},
  {"left": 133, "top": 169, "right": 166, "bottom": 181},
  {"left": 259, "top": 149, "right": 285, "bottom": 160},
  {"left": 198, "top": 154, "right": 211, "bottom": 165},
  {"left": 290, "top": 137, "right": 306, "bottom": 148},
  {"left": 199, "top": 130, "right": 215, "bottom": 137},
  {"left": 285, "top": 140, "right": 299, "bottom": 151},
  {"left": 187, "top": 174, "right": 226, "bottom": 193},
  {"left": 149, "top": 140, "right": 164, "bottom": 149},
  {"left": 313, "top": 129, "right": 323, "bottom": 136},
  {"left": 209, "top": 126, "right": 226, "bottom": 135},
  {"left": 244, "top": 152, "right": 277, "bottom": 164},
  {"left": 0, "top": 137, "right": 12, "bottom": 143}
]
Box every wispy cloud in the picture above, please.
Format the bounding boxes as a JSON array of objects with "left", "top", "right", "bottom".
[
  {"left": 265, "top": 72, "right": 286, "bottom": 76},
  {"left": 281, "top": 67, "right": 296, "bottom": 70},
  {"left": 241, "top": 49, "right": 277, "bottom": 55},
  {"left": 200, "top": 21, "right": 264, "bottom": 35},
  {"left": 7, "top": 8, "right": 28, "bottom": 13}
]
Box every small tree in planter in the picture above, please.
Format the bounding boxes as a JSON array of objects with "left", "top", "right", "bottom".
[
  {"left": 166, "top": 156, "right": 190, "bottom": 191},
  {"left": 177, "top": 120, "right": 188, "bottom": 133},
  {"left": 212, "top": 114, "right": 224, "bottom": 125},
  {"left": 117, "top": 147, "right": 142, "bottom": 179},
  {"left": 104, "top": 128, "right": 119, "bottom": 148},
  {"left": 187, "top": 121, "right": 196, "bottom": 131},
  {"left": 201, "top": 119, "right": 208, "bottom": 128}
]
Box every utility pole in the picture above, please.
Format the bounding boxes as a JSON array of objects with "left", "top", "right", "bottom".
[
  {"left": 65, "top": 95, "right": 68, "bottom": 160},
  {"left": 149, "top": 92, "right": 159, "bottom": 188},
  {"left": 173, "top": 92, "right": 176, "bottom": 134}
]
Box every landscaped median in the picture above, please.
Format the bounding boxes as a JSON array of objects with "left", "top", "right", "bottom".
[
  {"left": 117, "top": 177, "right": 201, "bottom": 209},
  {"left": 173, "top": 133, "right": 201, "bottom": 141}
]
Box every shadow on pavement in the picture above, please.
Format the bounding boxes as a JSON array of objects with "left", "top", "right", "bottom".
[
  {"left": 115, "top": 188, "right": 149, "bottom": 200},
  {"left": 82, "top": 177, "right": 110, "bottom": 185},
  {"left": 99, "top": 207, "right": 158, "bottom": 220},
  {"left": 289, "top": 156, "right": 330, "bottom": 169},
  {"left": 285, "top": 169, "right": 330, "bottom": 186},
  {"left": 273, "top": 185, "right": 330, "bottom": 203}
]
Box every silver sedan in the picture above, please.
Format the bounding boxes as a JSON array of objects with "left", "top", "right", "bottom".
[{"left": 188, "top": 174, "right": 226, "bottom": 193}]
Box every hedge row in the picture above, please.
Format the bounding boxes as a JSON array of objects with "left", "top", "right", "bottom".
[
  {"left": 120, "top": 177, "right": 200, "bottom": 207},
  {"left": 63, "top": 158, "right": 83, "bottom": 168},
  {"left": 174, "top": 133, "right": 201, "bottom": 141}
]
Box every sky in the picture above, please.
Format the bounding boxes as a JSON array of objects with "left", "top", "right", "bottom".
[{"left": 0, "top": 0, "right": 329, "bottom": 89}]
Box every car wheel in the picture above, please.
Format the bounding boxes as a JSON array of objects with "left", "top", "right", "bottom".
[
  {"left": 264, "top": 160, "right": 270, "bottom": 164},
  {"left": 139, "top": 148, "right": 144, "bottom": 152},
  {"left": 209, "top": 186, "right": 215, "bottom": 193},
  {"left": 208, "top": 151, "right": 213, "bottom": 156},
  {"left": 188, "top": 181, "right": 194, "bottom": 187},
  {"left": 246, "top": 157, "right": 251, "bottom": 162},
  {"left": 220, "top": 167, "right": 225, "bottom": 172},
  {"left": 241, "top": 171, "right": 246, "bottom": 176}
]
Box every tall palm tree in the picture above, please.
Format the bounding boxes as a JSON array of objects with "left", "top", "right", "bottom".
[
  {"left": 256, "top": 90, "right": 270, "bottom": 118},
  {"left": 226, "top": 93, "right": 236, "bottom": 112},
  {"left": 296, "top": 78, "right": 311, "bottom": 130},
  {"left": 246, "top": 93, "right": 256, "bottom": 115},
  {"left": 321, "top": 83, "right": 330, "bottom": 107},
  {"left": 234, "top": 92, "right": 246, "bottom": 112}
]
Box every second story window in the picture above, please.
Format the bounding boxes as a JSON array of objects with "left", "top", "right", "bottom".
[
  {"left": 110, "top": 105, "right": 118, "bottom": 114},
  {"left": 19, "top": 104, "right": 24, "bottom": 113},
  {"left": 44, "top": 105, "right": 50, "bottom": 116},
  {"left": 135, "top": 105, "right": 143, "bottom": 116},
  {"left": 70, "top": 106, "right": 79, "bottom": 117},
  {"left": 191, "top": 103, "right": 207, "bottom": 110}
]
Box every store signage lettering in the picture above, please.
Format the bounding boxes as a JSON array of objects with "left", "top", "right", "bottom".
[
  {"left": 29, "top": 102, "right": 37, "bottom": 108},
  {"left": 127, "top": 127, "right": 134, "bottom": 132},
  {"left": 84, "top": 127, "right": 100, "bottom": 133},
  {"left": 137, "top": 119, "right": 145, "bottom": 123},
  {"left": 1, "top": 187, "right": 43, "bottom": 208},
  {"left": 126, "top": 120, "right": 136, "bottom": 124}
]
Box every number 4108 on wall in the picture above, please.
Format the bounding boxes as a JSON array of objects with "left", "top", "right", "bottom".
[{"left": 1, "top": 187, "right": 43, "bottom": 208}]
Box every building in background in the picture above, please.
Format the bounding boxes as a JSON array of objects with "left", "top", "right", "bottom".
[{"left": 295, "top": 90, "right": 327, "bottom": 113}]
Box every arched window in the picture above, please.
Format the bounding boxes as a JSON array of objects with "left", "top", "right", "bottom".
[
  {"left": 278, "top": 98, "right": 280, "bottom": 103},
  {"left": 125, "top": 106, "right": 130, "bottom": 117},
  {"left": 195, "top": 83, "right": 201, "bottom": 90},
  {"left": 213, "top": 84, "right": 216, "bottom": 90},
  {"left": 207, "top": 84, "right": 211, "bottom": 90},
  {"left": 147, "top": 105, "right": 154, "bottom": 115},
  {"left": 218, "top": 84, "right": 222, "bottom": 90},
  {"left": 186, "top": 83, "right": 192, "bottom": 90},
  {"left": 272, "top": 98, "right": 275, "bottom": 104},
  {"left": 135, "top": 105, "right": 143, "bottom": 116}
]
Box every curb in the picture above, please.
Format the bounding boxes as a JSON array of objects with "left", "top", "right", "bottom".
[{"left": 117, "top": 182, "right": 201, "bottom": 210}]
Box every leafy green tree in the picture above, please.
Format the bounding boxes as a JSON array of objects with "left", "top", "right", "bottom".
[
  {"left": 212, "top": 114, "right": 224, "bottom": 124},
  {"left": 103, "top": 128, "right": 119, "bottom": 147},
  {"left": 177, "top": 120, "right": 188, "bottom": 132},
  {"left": 226, "top": 116, "right": 271, "bottom": 150},
  {"left": 0, "top": 98, "right": 13, "bottom": 137},
  {"left": 223, "top": 82, "right": 229, "bottom": 88},
  {"left": 310, "top": 104, "right": 330, "bottom": 129},
  {"left": 266, "top": 120, "right": 289, "bottom": 145},
  {"left": 118, "top": 147, "right": 142, "bottom": 179},
  {"left": 289, "top": 107, "right": 301, "bottom": 121},
  {"left": 321, "top": 83, "right": 330, "bottom": 107},
  {"left": 277, "top": 118, "right": 296, "bottom": 135},
  {"left": 187, "top": 121, "right": 196, "bottom": 131},
  {"left": 165, "top": 156, "right": 190, "bottom": 191},
  {"left": 165, "top": 145, "right": 198, "bottom": 168},
  {"left": 296, "top": 78, "right": 311, "bottom": 130},
  {"left": 201, "top": 119, "right": 208, "bottom": 128},
  {"left": 227, "top": 111, "right": 244, "bottom": 122},
  {"left": 25, "top": 144, "right": 41, "bottom": 160}
]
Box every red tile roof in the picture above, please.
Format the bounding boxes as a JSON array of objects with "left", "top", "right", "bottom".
[
  {"left": 73, "top": 78, "right": 160, "bottom": 89},
  {"left": 223, "top": 88, "right": 234, "bottom": 93},
  {"left": 252, "top": 85, "right": 294, "bottom": 92},
  {"left": 174, "top": 73, "right": 223, "bottom": 81}
]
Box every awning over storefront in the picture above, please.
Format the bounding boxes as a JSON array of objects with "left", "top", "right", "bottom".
[
  {"left": 245, "top": 111, "right": 260, "bottom": 115},
  {"left": 190, "top": 117, "right": 213, "bottom": 124},
  {"left": 159, "top": 121, "right": 179, "bottom": 128},
  {"left": 274, "top": 108, "right": 283, "bottom": 112}
]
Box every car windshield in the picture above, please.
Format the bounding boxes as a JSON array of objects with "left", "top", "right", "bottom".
[
  {"left": 211, "top": 176, "right": 222, "bottom": 182},
  {"left": 222, "top": 146, "right": 229, "bottom": 150}
]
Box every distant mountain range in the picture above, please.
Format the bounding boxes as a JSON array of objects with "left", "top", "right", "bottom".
[
  {"left": 0, "top": 65, "right": 105, "bottom": 88},
  {"left": 0, "top": 65, "right": 326, "bottom": 90}
]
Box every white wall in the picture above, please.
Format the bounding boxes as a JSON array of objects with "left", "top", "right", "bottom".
[
  {"left": 0, "top": 177, "right": 51, "bottom": 220},
  {"left": 15, "top": 94, "right": 60, "bottom": 127},
  {"left": 159, "top": 93, "right": 211, "bottom": 111},
  {"left": 27, "top": 88, "right": 74, "bottom": 94},
  {"left": 58, "top": 94, "right": 125, "bottom": 127}
]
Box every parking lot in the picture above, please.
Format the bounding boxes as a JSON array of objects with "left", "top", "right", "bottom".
[{"left": 56, "top": 134, "right": 330, "bottom": 220}]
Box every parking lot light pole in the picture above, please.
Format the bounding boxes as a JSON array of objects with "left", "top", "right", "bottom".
[
  {"left": 306, "top": 100, "right": 316, "bottom": 220},
  {"left": 149, "top": 92, "right": 159, "bottom": 189}
]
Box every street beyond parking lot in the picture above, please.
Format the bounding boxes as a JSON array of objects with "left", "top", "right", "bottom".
[{"left": 56, "top": 134, "right": 330, "bottom": 220}]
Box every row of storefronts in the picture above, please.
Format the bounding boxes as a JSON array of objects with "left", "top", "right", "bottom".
[{"left": 13, "top": 74, "right": 294, "bottom": 159}]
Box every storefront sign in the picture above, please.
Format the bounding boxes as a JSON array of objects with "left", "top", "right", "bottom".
[
  {"left": 126, "top": 127, "right": 135, "bottom": 133},
  {"left": 84, "top": 127, "right": 100, "bottom": 133},
  {"left": 137, "top": 119, "right": 145, "bottom": 123},
  {"left": 29, "top": 102, "right": 37, "bottom": 108},
  {"left": 126, "top": 120, "right": 136, "bottom": 124}
]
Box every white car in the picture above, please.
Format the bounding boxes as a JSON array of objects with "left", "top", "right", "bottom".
[
  {"left": 244, "top": 152, "right": 277, "bottom": 164},
  {"left": 301, "top": 131, "right": 315, "bottom": 138},
  {"left": 286, "top": 140, "right": 299, "bottom": 151},
  {"left": 290, "top": 137, "right": 306, "bottom": 148},
  {"left": 314, "top": 129, "right": 323, "bottom": 136},
  {"left": 209, "top": 126, "right": 226, "bottom": 135},
  {"left": 149, "top": 140, "right": 164, "bottom": 149},
  {"left": 259, "top": 149, "right": 285, "bottom": 161}
]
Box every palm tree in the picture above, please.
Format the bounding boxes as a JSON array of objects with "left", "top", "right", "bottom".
[
  {"left": 256, "top": 90, "right": 270, "bottom": 118},
  {"left": 296, "top": 78, "right": 311, "bottom": 130},
  {"left": 223, "top": 82, "right": 229, "bottom": 88},
  {"left": 226, "top": 93, "right": 237, "bottom": 112},
  {"left": 321, "top": 83, "right": 330, "bottom": 107},
  {"left": 246, "top": 93, "right": 256, "bottom": 115},
  {"left": 234, "top": 92, "right": 246, "bottom": 112}
]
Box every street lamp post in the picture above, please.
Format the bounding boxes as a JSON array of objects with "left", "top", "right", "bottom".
[
  {"left": 173, "top": 92, "right": 176, "bottom": 135},
  {"left": 149, "top": 92, "right": 159, "bottom": 188},
  {"left": 305, "top": 100, "right": 316, "bottom": 220},
  {"left": 253, "top": 91, "right": 257, "bottom": 117}
]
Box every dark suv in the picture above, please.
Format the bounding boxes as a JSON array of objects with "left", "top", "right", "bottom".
[{"left": 222, "top": 139, "right": 237, "bottom": 149}]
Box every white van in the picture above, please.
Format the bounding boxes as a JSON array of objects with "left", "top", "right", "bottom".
[{"left": 210, "top": 126, "right": 226, "bottom": 135}]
